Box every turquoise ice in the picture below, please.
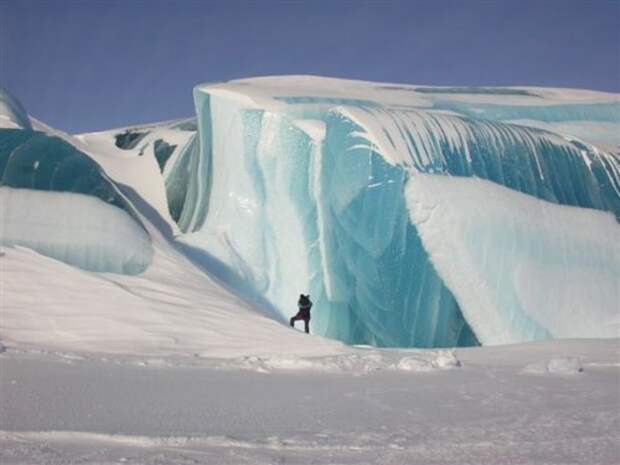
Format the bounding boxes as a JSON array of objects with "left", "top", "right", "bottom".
[
  {"left": 169, "top": 77, "right": 619, "bottom": 347},
  {"left": 3, "top": 78, "right": 617, "bottom": 347},
  {"left": 0, "top": 128, "right": 153, "bottom": 274}
]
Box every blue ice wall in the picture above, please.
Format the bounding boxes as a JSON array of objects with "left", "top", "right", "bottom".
[
  {"left": 316, "top": 137, "right": 478, "bottom": 346},
  {"left": 172, "top": 83, "right": 619, "bottom": 348},
  {"left": 176, "top": 94, "right": 480, "bottom": 347},
  {"left": 319, "top": 108, "right": 619, "bottom": 345},
  {"left": 1, "top": 129, "right": 126, "bottom": 209},
  {"left": 165, "top": 91, "right": 212, "bottom": 232}
]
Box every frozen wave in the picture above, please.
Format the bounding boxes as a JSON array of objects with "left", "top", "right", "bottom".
[
  {"left": 167, "top": 76, "right": 620, "bottom": 348},
  {"left": 406, "top": 174, "right": 619, "bottom": 344},
  {"left": 1, "top": 187, "right": 153, "bottom": 274},
  {"left": 3, "top": 76, "right": 617, "bottom": 349},
  {"left": 0, "top": 128, "right": 153, "bottom": 273}
]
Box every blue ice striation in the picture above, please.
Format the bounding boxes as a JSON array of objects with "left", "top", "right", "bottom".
[
  {"left": 2, "top": 77, "right": 618, "bottom": 347},
  {"left": 168, "top": 76, "right": 619, "bottom": 347}
]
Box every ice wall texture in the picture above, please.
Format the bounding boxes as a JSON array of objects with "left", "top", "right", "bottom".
[
  {"left": 170, "top": 77, "right": 619, "bottom": 348},
  {"left": 0, "top": 128, "right": 153, "bottom": 274},
  {"left": 407, "top": 175, "right": 619, "bottom": 344}
]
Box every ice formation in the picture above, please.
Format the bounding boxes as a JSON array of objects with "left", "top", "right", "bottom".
[
  {"left": 1, "top": 77, "right": 618, "bottom": 348},
  {"left": 407, "top": 175, "right": 619, "bottom": 344},
  {"left": 1, "top": 187, "right": 152, "bottom": 274},
  {"left": 76, "top": 118, "right": 198, "bottom": 230},
  {"left": 0, "top": 86, "right": 31, "bottom": 130},
  {"left": 169, "top": 76, "right": 619, "bottom": 347},
  {"left": 0, "top": 127, "right": 153, "bottom": 273}
]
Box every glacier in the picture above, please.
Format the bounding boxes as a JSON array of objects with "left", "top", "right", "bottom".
[{"left": 1, "top": 77, "right": 618, "bottom": 348}]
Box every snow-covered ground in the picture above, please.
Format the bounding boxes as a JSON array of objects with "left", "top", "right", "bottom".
[
  {"left": 1, "top": 339, "right": 619, "bottom": 464},
  {"left": 3, "top": 236, "right": 617, "bottom": 464}
]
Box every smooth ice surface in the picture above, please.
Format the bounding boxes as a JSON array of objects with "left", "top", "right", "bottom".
[
  {"left": 182, "top": 76, "right": 619, "bottom": 347},
  {"left": 1, "top": 130, "right": 127, "bottom": 209},
  {"left": 0, "top": 128, "right": 154, "bottom": 273},
  {"left": 1, "top": 188, "right": 153, "bottom": 274},
  {"left": 406, "top": 174, "right": 619, "bottom": 345}
]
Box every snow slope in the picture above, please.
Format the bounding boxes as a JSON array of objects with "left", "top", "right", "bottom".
[{"left": 0, "top": 231, "right": 342, "bottom": 359}]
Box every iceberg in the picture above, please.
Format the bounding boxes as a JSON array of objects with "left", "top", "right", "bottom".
[{"left": 170, "top": 76, "right": 619, "bottom": 347}]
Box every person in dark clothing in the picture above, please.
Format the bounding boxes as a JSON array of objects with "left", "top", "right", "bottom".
[{"left": 290, "top": 294, "right": 312, "bottom": 334}]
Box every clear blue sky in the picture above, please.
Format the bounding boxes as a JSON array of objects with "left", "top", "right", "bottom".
[{"left": 1, "top": 0, "right": 618, "bottom": 133}]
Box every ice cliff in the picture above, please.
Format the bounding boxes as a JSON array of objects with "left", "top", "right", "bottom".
[
  {"left": 2, "top": 77, "right": 618, "bottom": 348},
  {"left": 169, "top": 76, "right": 619, "bottom": 347}
]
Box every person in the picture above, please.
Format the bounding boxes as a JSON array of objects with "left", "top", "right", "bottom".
[{"left": 290, "top": 294, "right": 312, "bottom": 334}]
